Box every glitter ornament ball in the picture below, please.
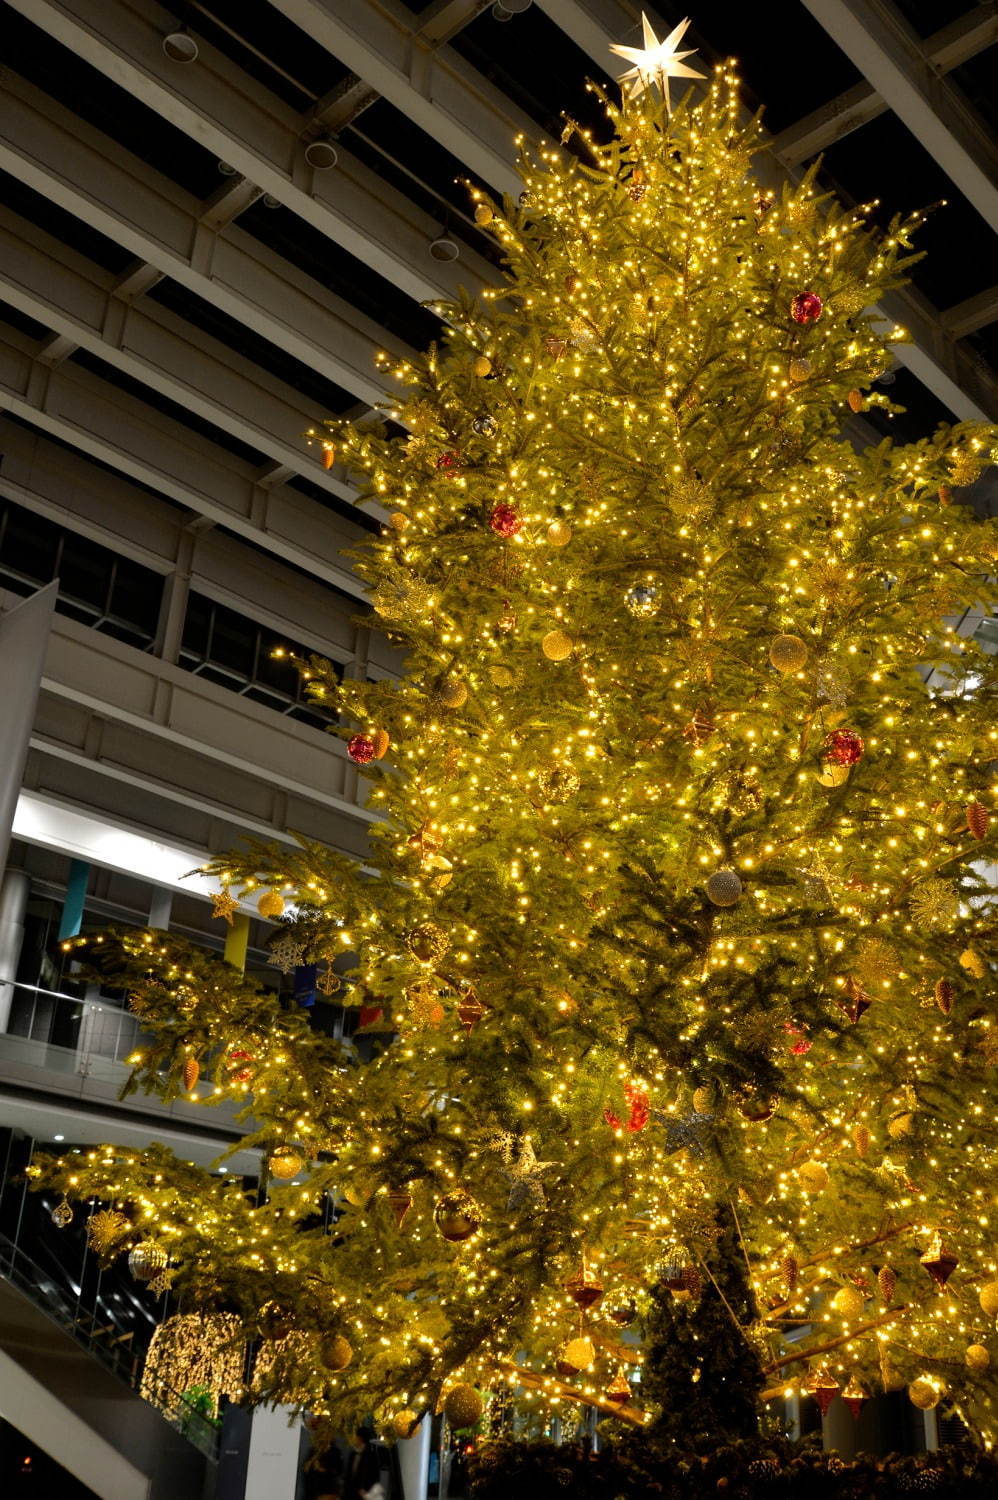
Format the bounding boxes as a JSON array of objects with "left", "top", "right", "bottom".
[
  {"left": 823, "top": 728, "right": 864, "bottom": 766},
  {"left": 473, "top": 413, "right": 498, "bottom": 437},
  {"left": 547, "top": 520, "right": 572, "bottom": 546},
  {"left": 625, "top": 583, "right": 660, "bottom": 617},
  {"left": 473, "top": 356, "right": 493, "bottom": 377},
  {"left": 908, "top": 1378, "right": 942, "bottom": 1411},
  {"left": 347, "top": 734, "right": 376, "bottom": 764},
  {"left": 407, "top": 923, "right": 449, "bottom": 964},
  {"left": 444, "top": 1384, "right": 483, "bottom": 1429},
  {"left": 831, "top": 1284, "right": 865, "bottom": 1319},
  {"left": 489, "top": 503, "right": 522, "bottom": 538},
  {"left": 966, "top": 1344, "right": 990, "bottom": 1373},
  {"left": 789, "top": 357, "right": 811, "bottom": 383},
  {"left": 320, "top": 1334, "right": 353, "bottom": 1372},
  {"left": 980, "top": 1281, "right": 998, "bottom": 1317},
  {"left": 705, "top": 869, "right": 742, "bottom": 907},
  {"left": 269, "top": 1146, "right": 305, "bottom": 1180},
  {"left": 542, "top": 630, "right": 573, "bottom": 661},
  {"left": 790, "top": 290, "right": 823, "bottom": 324},
  {"left": 769, "top": 634, "right": 809, "bottom": 673},
  {"left": 798, "top": 1161, "right": 829, "bottom": 1193},
  {"left": 438, "top": 679, "right": 468, "bottom": 709},
  {"left": 257, "top": 890, "right": 285, "bottom": 920}
]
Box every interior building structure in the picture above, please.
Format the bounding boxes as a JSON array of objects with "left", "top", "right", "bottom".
[{"left": 0, "top": 2, "right": 995, "bottom": 1497}]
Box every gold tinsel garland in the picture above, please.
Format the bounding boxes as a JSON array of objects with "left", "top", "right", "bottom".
[{"left": 141, "top": 1313, "right": 245, "bottom": 1419}]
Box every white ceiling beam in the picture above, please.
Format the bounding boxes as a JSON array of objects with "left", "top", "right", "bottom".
[
  {"left": 0, "top": 325, "right": 366, "bottom": 600},
  {"left": 0, "top": 204, "right": 359, "bottom": 507},
  {"left": 267, "top": 0, "right": 532, "bottom": 196},
  {"left": 802, "top": 0, "right": 998, "bottom": 233},
  {"left": 5, "top": 0, "right": 496, "bottom": 307},
  {"left": 0, "top": 72, "right": 411, "bottom": 415},
  {"left": 941, "top": 284, "right": 998, "bottom": 339},
  {"left": 775, "top": 6, "right": 998, "bottom": 165}
]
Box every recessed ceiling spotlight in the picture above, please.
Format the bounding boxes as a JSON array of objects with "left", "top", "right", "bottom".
[
  {"left": 162, "top": 30, "right": 199, "bottom": 64},
  {"left": 304, "top": 140, "right": 339, "bottom": 170},
  {"left": 217, "top": 160, "right": 239, "bottom": 177},
  {"left": 53, "top": 1134, "right": 64, "bottom": 1141},
  {"left": 262, "top": 194, "right": 282, "bottom": 210},
  {"left": 492, "top": 0, "right": 531, "bottom": 19},
  {"left": 429, "top": 234, "right": 460, "bottom": 262}
]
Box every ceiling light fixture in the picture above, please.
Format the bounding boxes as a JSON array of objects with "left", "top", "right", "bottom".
[
  {"left": 304, "top": 140, "right": 339, "bottom": 170},
  {"left": 162, "top": 30, "right": 199, "bottom": 64},
  {"left": 429, "top": 234, "right": 459, "bottom": 263}
]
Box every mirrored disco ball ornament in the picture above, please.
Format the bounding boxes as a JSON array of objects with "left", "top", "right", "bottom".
[{"left": 625, "top": 584, "right": 660, "bottom": 617}]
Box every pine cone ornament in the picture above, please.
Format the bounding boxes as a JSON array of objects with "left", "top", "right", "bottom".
[
  {"left": 852, "top": 1124, "right": 871, "bottom": 1158},
  {"left": 182, "top": 1057, "right": 200, "bottom": 1091},
  {"left": 781, "top": 1253, "right": 800, "bottom": 1298},
  {"left": 878, "top": 1264, "right": 897, "bottom": 1304},
  {"left": 967, "top": 800, "right": 989, "bottom": 840},
  {"left": 934, "top": 979, "right": 954, "bottom": 1016}
]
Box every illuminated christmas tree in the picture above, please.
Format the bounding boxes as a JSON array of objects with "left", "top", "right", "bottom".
[{"left": 34, "top": 40, "right": 998, "bottom": 1455}]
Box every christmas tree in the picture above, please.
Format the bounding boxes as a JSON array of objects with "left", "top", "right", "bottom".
[{"left": 34, "top": 37, "right": 998, "bottom": 1455}]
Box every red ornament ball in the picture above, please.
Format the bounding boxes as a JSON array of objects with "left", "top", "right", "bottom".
[
  {"left": 489, "top": 503, "right": 522, "bottom": 538},
  {"left": 790, "top": 290, "right": 823, "bottom": 325},
  {"left": 604, "top": 1083, "right": 650, "bottom": 1134},
  {"left": 823, "top": 728, "right": 864, "bottom": 766},
  {"left": 436, "top": 450, "right": 462, "bottom": 472},
  {"left": 347, "top": 734, "right": 376, "bottom": 765}
]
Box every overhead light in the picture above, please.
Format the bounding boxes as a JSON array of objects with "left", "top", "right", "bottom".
[
  {"left": 217, "top": 160, "right": 239, "bottom": 177},
  {"left": 262, "top": 194, "right": 282, "bottom": 209},
  {"left": 429, "top": 234, "right": 460, "bottom": 263},
  {"left": 54, "top": 1134, "right": 64, "bottom": 1141},
  {"left": 162, "top": 30, "right": 199, "bottom": 64},
  {"left": 304, "top": 140, "right": 339, "bottom": 171},
  {"left": 492, "top": 0, "right": 531, "bottom": 19}
]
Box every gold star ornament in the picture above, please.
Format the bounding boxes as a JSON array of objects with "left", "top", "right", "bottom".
[
  {"left": 609, "top": 14, "right": 705, "bottom": 110},
  {"left": 211, "top": 888, "right": 239, "bottom": 926}
]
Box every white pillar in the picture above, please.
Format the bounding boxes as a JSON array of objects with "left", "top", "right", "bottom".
[
  {"left": 0, "top": 582, "right": 57, "bottom": 875},
  {"left": 398, "top": 1416, "right": 432, "bottom": 1500},
  {"left": 243, "top": 1403, "right": 303, "bottom": 1500},
  {"left": 0, "top": 868, "right": 30, "bottom": 1032},
  {"left": 924, "top": 1406, "right": 940, "bottom": 1451}
]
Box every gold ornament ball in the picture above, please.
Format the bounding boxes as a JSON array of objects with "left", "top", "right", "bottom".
[
  {"left": 831, "top": 1284, "right": 865, "bottom": 1319},
  {"left": 128, "top": 1242, "right": 168, "bottom": 1281},
  {"left": 473, "top": 204, "right": 493, "bottom": 226},
  {"left": 490, "top": 665, "right": 515, "bottom": 688},
  {"left": 769, "top": 634, "right": 809, "bottom": 674},
  {"left": 393, "top": 1409, "right": 420, "bottom": 1440},
  {"left": 960, "top": 947, "right": 986, "bottom": 979},
  {"left": 887, "top": 1111, "right": 916, "bottom": 1140},
  {"left": 407, "top": 923, "right": 450, "bottom": 965},
  {"left": 817, "top": 762, "right": 851, "bottom": 788},
  {"left": 438, "top": 679, "right": 468, "bottom": 709},
  {"left": 692, "top": 1084, "right": 715, "bottom": 1114},
  {"left": 320, "top": 1334, "right": 353, "bottom": 1372},
  {"left": 257, "top": 890, "right": 285, "bottom": 920},
  {"left": 789, "top": 357, "right": 811, "bottom": 383},
  {"left": 443, "top": 1384, "right": 483, "bottom": 1429},
  {"left": 434, "top": 1194, "right": 480, "bottom": 1243},
  {"left": 908, "top": 1378, "right": 942, "bottom": 1411},
  {"left": 542, "top": 629, "right": 573, "bottom": 661},
  {"left": 547, "top": 520, "right": 572, "bottom": 547},
  {"left": 705, "top": 869, "right": 742, "bottom": 907},
  {"left": 269, "top": 1146, "right": 305, "bottom": 1180},
  {"left": 473, "top": 355, "right": 493, "bottom": 378},
  {"left": 388, "top": 511, "right": 409, "bottom": 531},
  {"left": 798, "top": 1161, "right": 829, "bottom": 1193},
  {"left": 559, "top": 1335, "right": 596, "bottom": 1373},
  {"left": 966, "top": 1344, "right": 990, "bottom": 1374},
  {"left": 979, "top": 1281, "right": 998, "bottom": 1318}
]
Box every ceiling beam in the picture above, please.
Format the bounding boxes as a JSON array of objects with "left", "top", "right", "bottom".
[
  {"left": 0, "top": 325, "right": 366, "bottom": 600},
  {"left": 0, "top": 71, "right": 412, "bottom": 416},
  {"left": 5, "top": 0, "right": 496, "bottom": 307},
  {"left": 775, "top": 5, "right": 998, "bottom": 165},
  {"left": 801, "top": 0, "right": 998, "bottom": 233},
  {"left": 940, "top": 285, "right": 998, "bottom": 339},
  {"left": 0, "top": 205, "right": 361, "bottom": 507},
  {"left": 267, "top": 0, "right": 532, "bottom": 196}
]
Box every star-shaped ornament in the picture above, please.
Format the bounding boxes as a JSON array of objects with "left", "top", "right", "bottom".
[
  {"left": 492, "top": 1132, "right": 555, "bottom": 1210},
  {"left": 609, "top": 14, "right": 705, "bottom": 110},
  {"left": 211, "top": 888, "right": 239, "bottom": 926}
]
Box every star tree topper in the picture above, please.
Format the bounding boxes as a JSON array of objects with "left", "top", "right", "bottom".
[{"left": 609, "top": 13, "right": 704, "bottom": 110}]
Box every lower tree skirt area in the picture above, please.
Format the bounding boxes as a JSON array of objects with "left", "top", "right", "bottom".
[{"left": 467, "top": 1437, "right": 998, "bottom": 1498}]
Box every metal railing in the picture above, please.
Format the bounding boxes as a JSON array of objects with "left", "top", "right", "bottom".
[
  {"left": 0, "top": 1227, "right": 221, "bottom": 1460},
  {"left": 0, "top": 978, "right": 144, "bottom": 1074}
]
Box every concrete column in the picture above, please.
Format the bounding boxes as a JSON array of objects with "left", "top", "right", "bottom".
[
  {"left": 147, "top": 888, "right": 173, "bottom": 930},
  {"left": 0, "top": 582, "right": 57, "bottom": 875},
  {"left": 0, "top": 868, "right": 30, "bottom": 1032},
  {"left": 398, "top": 1416, "right": 431, "bottom": 1500},
  {"left": 243, "top": 1404, "right": 303, "bottom": 1500}
]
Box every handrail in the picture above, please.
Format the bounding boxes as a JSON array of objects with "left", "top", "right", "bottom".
[{"left": 0, "top": 1229, "right": 221, "bottom": 1460}]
